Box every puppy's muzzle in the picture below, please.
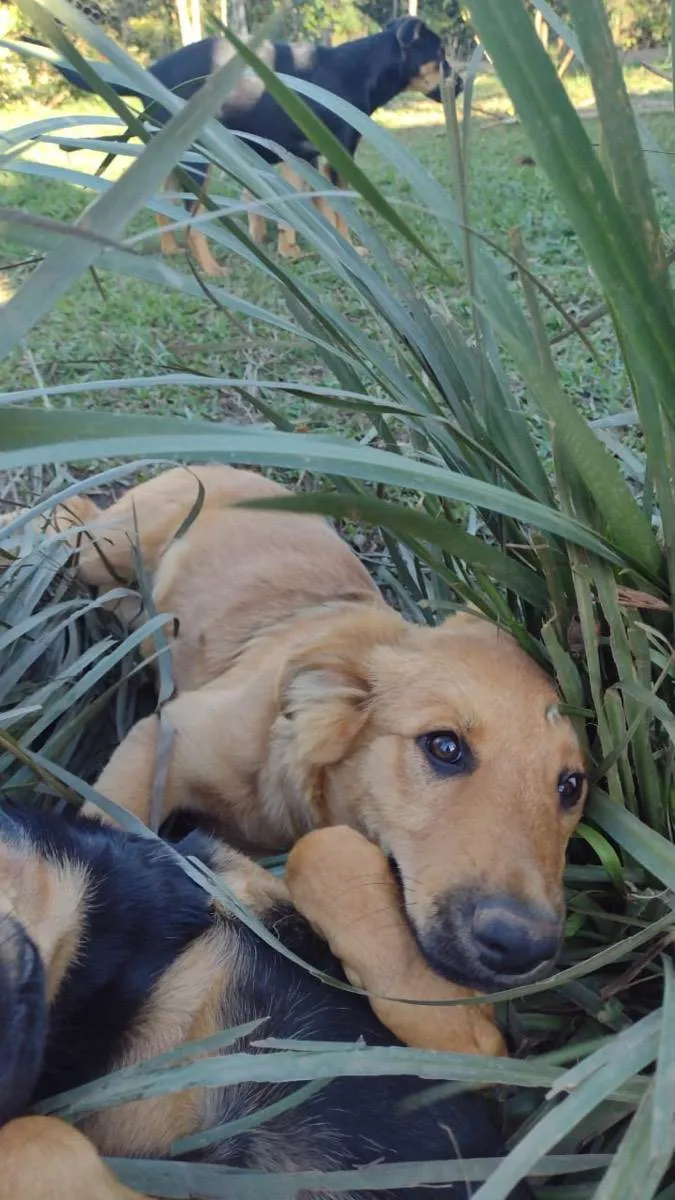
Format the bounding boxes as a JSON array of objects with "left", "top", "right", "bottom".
[{"left": 416, "top": 890, "right": 564, "bottom": 992}]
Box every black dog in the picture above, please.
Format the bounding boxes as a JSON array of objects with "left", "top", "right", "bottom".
[
  {"left": 0, "top": 798, "right": 531, "bottom": 1199},
  {"left": 27, "top": 18, "right": 463, "bottom": 272}
]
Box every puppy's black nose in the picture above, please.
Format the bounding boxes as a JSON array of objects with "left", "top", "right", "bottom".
[{"left": 471, "top": 897, "right": 561, "bottom": 977}]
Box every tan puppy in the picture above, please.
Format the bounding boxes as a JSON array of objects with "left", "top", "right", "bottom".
[{"left": 21, "top": 463, "right": 588, "bottom": 993}]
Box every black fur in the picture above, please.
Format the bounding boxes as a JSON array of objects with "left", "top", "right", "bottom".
[
  {"left": 22, "top": 20, "right": 462, "bottom": 200},
  {"left": 0, "top": 801, "right": 531, "bottom": 1199},
  {"left": 0, "top": 802, "right": 214, "bottom": 1101}
]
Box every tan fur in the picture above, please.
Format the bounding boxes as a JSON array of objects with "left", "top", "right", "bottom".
[
  {"left": 155, "top": 172, "right": 182, "bottom": 258},
  {"left": 244, "top": 187, "right": 268, "bottom": 245},
  {"left": 157, "top": 216, "right": 181, "bottom": 257},
  {"left": 316, "top": 158, "right": 357, "bottom": 249},
  {"left": 153, "top": 167, "right": 232, "bottom": 278},
  {"left": 0, "top": 1117, "right": 146, "bottom": 1200},
  {"left": 406, "top": 59, "right": 444, "bottom": 95},
  {"left": 207, "top": 840, "right": 291, "bottom": 914},
  {"left": 275, "top": 161, "right": 305, "bottom": 258},
  {"left": 186, "top": 205, "right": 230, "bottom": 277},
  {"left": 148, "top": 159, "right": 356, "bottom": 274},
  {"left": 18, "top": 463, "right": 586, "bottom": 978},
  {"left": 0, "top": 836, "right": 87, "bottom": 1003},
  {"left": 286, "top": 827, "right": 506, "bottom": 1056},
  {"left": 0, "top": 822, "right": 506, "bottom": 1184},
  {"left": 82, "top": 929, "right": 232, "bottom": 1156}
]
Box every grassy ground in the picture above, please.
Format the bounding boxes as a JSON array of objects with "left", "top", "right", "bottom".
[{"left": 1, "top": 58, "right": 673, "bottom": 439}]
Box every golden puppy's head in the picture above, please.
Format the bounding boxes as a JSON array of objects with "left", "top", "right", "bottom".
[{"left": 279, "top": 610, "right": 587, "bottom": 993}]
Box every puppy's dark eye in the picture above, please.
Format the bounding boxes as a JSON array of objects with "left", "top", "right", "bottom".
[
  {"left": 558, "top": 771, "right": 586, "bottom": 811},
  {"left": 419, "top": 730, "right": 468, "bottom": 774}
]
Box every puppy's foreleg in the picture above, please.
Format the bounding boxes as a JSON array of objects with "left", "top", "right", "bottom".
[
  {"left": 286, "top": 827, "right": 506, "bottom": 1057},
  {"left": 0, "top": 1117, "right": 146, "bottom": 1200},
  {"left": 88, "top": 688, "right": 264, "bottom": 841}
]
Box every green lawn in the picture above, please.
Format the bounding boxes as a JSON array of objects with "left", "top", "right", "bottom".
[{"left": 1, "top": 60, "right": 673, "bottom": 438}]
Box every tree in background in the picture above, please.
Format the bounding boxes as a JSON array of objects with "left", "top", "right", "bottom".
[{"left": 525, "top": 0, "right": 670, "bottom": 50}]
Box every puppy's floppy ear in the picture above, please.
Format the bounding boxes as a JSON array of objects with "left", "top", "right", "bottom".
[
  {"left": 279, "top": 648, "right": 371, "bottom": 767},
  {"left": 277, "top": 609, "right": 403, "bottom": 767}
]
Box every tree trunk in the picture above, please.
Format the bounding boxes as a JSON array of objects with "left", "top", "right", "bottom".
[
  {"left": 190, "top": 0, "right": 203, "bottom": 41},
  {"left": 175, "top": 0, "right": 201, "bottom": 44},
  {"left": 408, "top": 0, "right": 418, "bottom": 14},
  {"left": 220, "top": 0, "right": 227, "bottom": 28},
  {"left": 228, "top": 0, "right": 248, "bottom": 36}
]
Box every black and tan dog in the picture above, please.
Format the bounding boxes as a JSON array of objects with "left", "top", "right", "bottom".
[
  {"left": 0, "top": 800, "right": 532, "bottom": 1199},
  {"left": 27, "top": 18, "right": 462, "bottom": 272}
]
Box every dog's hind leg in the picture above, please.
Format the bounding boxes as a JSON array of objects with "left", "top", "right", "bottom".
[
  {"left": 313, "top": 158, "right": 341, "bottom": 229},
  {"left": 156, "top": 172, "right": 181, "bottom": 257},
  {"left": 187, "top": 208, "right": 230, "bottom": 277},
  {"left": 243, "top": 189, "right": 268, "bottom": 245},
  {"left": 184, "top": 164, "right": 230, "bottom": 277},
  {"left": 46, "top": 467, "right": 217, "bottom": 596},
  {"left": 315, "top": 159, "right": 368, "bottom": 256},
  {"left": 277, "top": 162, "right": 305, "bottom": 259},
  {"left": 0, "top": 493, "right": 131, "bottom": 596}
]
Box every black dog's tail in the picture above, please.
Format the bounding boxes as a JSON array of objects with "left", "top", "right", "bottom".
[{"left": 19, "top": 36, "right": 150, "bottom": 101}]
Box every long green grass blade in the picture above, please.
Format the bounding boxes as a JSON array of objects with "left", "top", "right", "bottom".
[
  {"left": 470, "top": 1012, "right": 660, "bottom": 1199},
  {"left": 468, "top": 0, "right": 675, "bottom": 433},
  {"left": 106, "top": 1153, "right": 614, "bottom": 1200},
  {"left": 0, "top": 408, "right": 630, "bottom": 564}
]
